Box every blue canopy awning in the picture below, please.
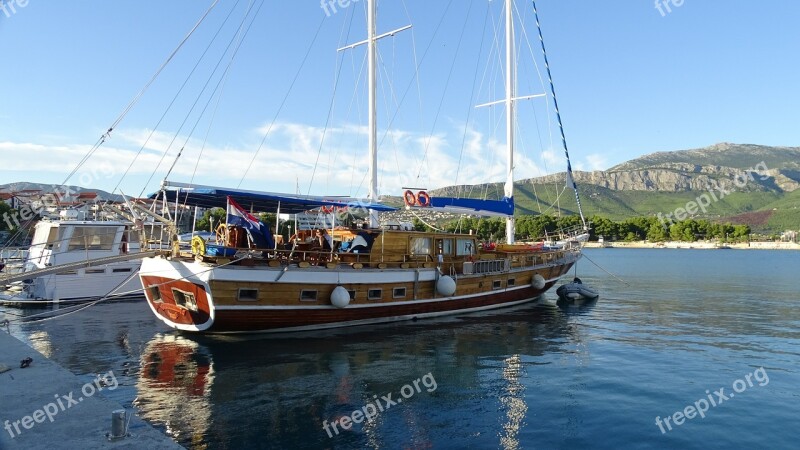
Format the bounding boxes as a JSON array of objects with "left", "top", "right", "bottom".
[
  {"left": 428, "top": 196, "right": 514, "bottom": 217},
  {"left": 150, "top": 181, "right": 397, "bottom": 214}
]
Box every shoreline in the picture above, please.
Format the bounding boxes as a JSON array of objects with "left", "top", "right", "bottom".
[{"left": 584, "top": 241, "right": 800, "bottom": 250}]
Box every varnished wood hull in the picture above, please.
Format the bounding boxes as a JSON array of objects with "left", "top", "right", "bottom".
[
  {"left": 139, "top": 251, "right": 578, "bottom": 333},
  {"left": 208, "top": 283, "right": 557, "bottom": 332}
]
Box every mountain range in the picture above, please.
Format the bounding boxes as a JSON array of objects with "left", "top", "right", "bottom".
[
  {"left": 428, "top": 143, "right": 800, "bottom": 233},
  {"left": 3, "top": 143, "right": 799, "bottom": 233}
]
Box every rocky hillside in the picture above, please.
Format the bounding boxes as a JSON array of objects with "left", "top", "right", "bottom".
[
  {"left": 426, "top": 143, "right": 800, "bottom": 233},
  {"left": 435, "top": 143, "right": 800, "bottom": 195}
]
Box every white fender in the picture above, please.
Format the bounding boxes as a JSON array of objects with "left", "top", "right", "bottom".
[
  {"left": 436, "top": 275, "right": 457, "bottom": 296},
  {"left": 331, "top": 286, "right": 351, "bottom": 308}
]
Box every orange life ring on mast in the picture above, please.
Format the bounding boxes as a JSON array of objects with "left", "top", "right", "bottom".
[
  {"left": 403, "top": 190, "right": 417, "bottom": 206},
  {"left": 416, "top": 191, "right": 431, "bottom": 207}
]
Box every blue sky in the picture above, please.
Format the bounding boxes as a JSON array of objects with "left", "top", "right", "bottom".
[{"left": 1, "top": 0, "right": 798, "bottom": 199}]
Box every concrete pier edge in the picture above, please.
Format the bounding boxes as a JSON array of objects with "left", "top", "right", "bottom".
[{"left": 0, "top": 331, "right": 183, "bottom": 449}]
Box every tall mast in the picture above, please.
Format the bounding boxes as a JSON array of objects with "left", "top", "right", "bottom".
[
  {"left": 367, "top": 0, "right": 379, "bottom": 228},
  {"left": 338, "top": 0, "right": 409, "bottom": 229},
  {"left": 505, "top": 0, "right": 516, "bottom": 244}
]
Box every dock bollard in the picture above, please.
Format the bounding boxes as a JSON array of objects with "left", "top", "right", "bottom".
[{"left": 108, "top": 409, "right": 128, "bottom": 440}]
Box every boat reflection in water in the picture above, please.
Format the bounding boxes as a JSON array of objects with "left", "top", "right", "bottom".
[{"left": 134, "top": 301, "right": 586, "bottom": 449}]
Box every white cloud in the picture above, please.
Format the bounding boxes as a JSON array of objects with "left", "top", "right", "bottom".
[
  {"left": 585, "top": 153, "right": 607, "bottom": 171},
  {"left": 1, "top": 120, "right": 571, "bottom": 198}
]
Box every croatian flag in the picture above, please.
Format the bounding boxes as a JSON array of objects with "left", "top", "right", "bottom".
[{"left": 226, "top": 196, "right": 274, "bottom": 249}]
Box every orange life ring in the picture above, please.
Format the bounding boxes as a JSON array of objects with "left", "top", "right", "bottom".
[
  {"left": 403, "top": 190, "right": 417, "bottom": 206},
  {"left": 321, "top": 206, "right": 334, "bottom": 214},
  {"left": 416, "top": 191, "right": 431, "bottom": 207}
]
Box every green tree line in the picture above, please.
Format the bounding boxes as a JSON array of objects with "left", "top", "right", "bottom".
[{"left": 415, "top": 214, "right": 751, "bottom": 243}]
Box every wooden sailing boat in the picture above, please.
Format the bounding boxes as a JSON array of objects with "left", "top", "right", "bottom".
[{"left": 138, "top": 0, "right": 586, "bottom": 333}]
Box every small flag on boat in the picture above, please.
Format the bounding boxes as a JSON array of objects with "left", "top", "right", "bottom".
[{"left": 226, "top": 196, "right": 274, "bottom": 249}]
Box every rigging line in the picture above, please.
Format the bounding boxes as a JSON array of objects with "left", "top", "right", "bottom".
[
  {"left": 377, "top": 49, "right": 403, "bottom": 195},
  {"left": 376, "top": 0, "right": 455, "bottom": 151},
  {"left": 110, "top": 0, "right": 244, "bottom": 198},
  {"left": 414, "top": 0, "right": 474, "bottom": 184},
  {"left": 531, "top": 0, "right": 587, "bottom": 229},
  {"left": 464, "top": 0, "right": 502, "bottom": 198},
  {"left": 399, "top": 0, "right": 425, "bottom": 190},
  {"left": 61, "top": 0, "right": 221, "bottom": 187},
  {"left": 173, "top": 0, "right": 261, "bottom": 186},
  {"left": 344, "top": 9, "right": 366, "bottom": 197},
  {"left": 140, "top": 0, "right": 263, "bottom": 198},
  {"left": 454, "top": 2, "right": 491, "bottom": 195},
  {"left": 239, "top": 14, "right": 328, "bottom": 188},
  {"left": 513, "top": 4, "right": 545, "bottom": 214},
  {"left": 2, "top": 254, "right": 251, "bottom": 314},
  {"left": 409, "top": 210, "right": 444, "bottom": 232},
  {"left": 580, "top": 251, "right": 630, "bottom": 286},
  {"left": 306, "top": 29, "right": 351, "bottom": 197},
  {"left": 347, "top": 51, "right": 368, "bottom": 197},
  {"left": 323, "top": 1, "right": 360, "bottom": 193},
  {"left": 6, "top": 265, "right": 141, "bottom": 321},
  {"left": 190, "top": 57, "right": 232, "bottom": 185},
  {"left": 516, "top": 3, "right": 556, "bottom": 210}
]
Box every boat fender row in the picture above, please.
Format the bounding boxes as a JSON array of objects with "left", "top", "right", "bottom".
[{"left": 330, "top": 275, "right": 458, "bottom": 308}]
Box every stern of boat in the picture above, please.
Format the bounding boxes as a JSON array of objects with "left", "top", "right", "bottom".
[{"left": 140, "top": 256, "right": 215, "bottom": 332}]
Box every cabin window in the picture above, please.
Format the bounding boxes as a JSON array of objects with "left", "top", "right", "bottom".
[
  {"left": 300, "top": 290, "right": 318, "bottom": 302},
  {"left": 46, "top": 227, "right": 60, "bottom": 250},
  {"left": 347, "top": 289, "right": 357, "bottom": 300},
  {"left": 368, "top": 289, "right": 382, "bottom": 300},
  {"left": 68, "top": 226, "right": 117, "bottom": 251},
  {"left": 410, "top": 237, "right": 432, "bottom": 256},
  {"left": 507, "top": 278, "right": 516, "bottom": 287},
  {"left": 58, "top": 271, "right": 78, "bottom": 276},
  {"left": 456, "top": 239, "right": 475, "bottom": 256},
  {"left": 112, "top": 268, "right": 132, "bottom": 273},
  {"left": 148, "top": 286, "right": 162, "bottom": 303},
  {"left": 437, "top": 239, "right": 454, "bottom": 255},
  {"left": 172, "top": 289, "right": 197, "bottom": 312},
  {"left": 492, "top": 280, "right": 502, "bottom": 290},
  {"left": 238, "top": 288, "right": 259, "bottom": 302},
  {"left": 393, "top": 287, "right": 407, "bottom": 299},
  {"left": 85, "top": 268, "right": 105, "bottom": 274}
]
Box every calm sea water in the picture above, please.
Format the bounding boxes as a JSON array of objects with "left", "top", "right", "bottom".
[{"left": 3, "top": 248, "right": 799, "bottom": 449}]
